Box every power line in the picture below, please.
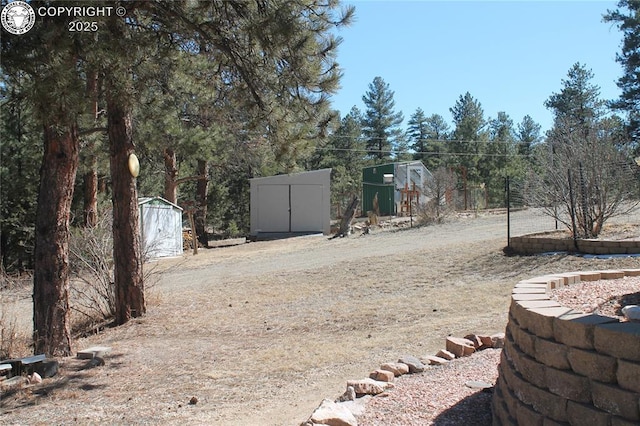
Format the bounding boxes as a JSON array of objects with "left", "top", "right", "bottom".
[{"left": 313, "top": 146, "right": 530, "bottom": 158}]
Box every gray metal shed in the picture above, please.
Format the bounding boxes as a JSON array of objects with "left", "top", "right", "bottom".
[
  {"left": 249, "top": 169, "right": 331, "bottom": 238},
  {"left": 138, "top": 197, "right": 183, "bottom": 259}
]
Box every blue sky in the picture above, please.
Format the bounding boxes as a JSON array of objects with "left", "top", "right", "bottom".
[{"left": 329, "top": 1, "right": 624, "bottom": 134}]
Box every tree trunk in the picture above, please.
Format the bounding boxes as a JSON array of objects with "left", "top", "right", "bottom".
[
  {"left": 83, "top": 156, "right": 98, "bottom": 227},
  {"left": 195, "top": 159, "right": 209, "bottom": 247},
  {"left": 164, "top": 147, "right": 178, "bottom": 204},
  {"left": 108, "top": 100, "right": 145, "bottom": 325},
  {"left": 33, "top": 123, "right": 78, "bottom": 356}
]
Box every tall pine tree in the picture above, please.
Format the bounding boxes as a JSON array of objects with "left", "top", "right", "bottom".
[{"left": 362, "top": 77, "right": 404, "bottom": 162}]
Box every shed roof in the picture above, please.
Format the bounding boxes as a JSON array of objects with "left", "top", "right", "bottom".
[{"left": 138, "top": 196, "right": 183, "bottom": 211}]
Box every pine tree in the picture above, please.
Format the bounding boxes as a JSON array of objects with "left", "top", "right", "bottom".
[
  {"left": 318, "top": 107, "right": 366, "bottom": 211},
  {"left": 516, "top": 115, "right": 542, "bottom": 157},
  {"left": 362, "top": 77, "right": 404, "bottom": 162},
  {"left": 407, "top": 108, "right": 428, "bottom": 160},
  {"left": 422, "top": 114, "right": 450, "bottom": 170},
  {"left": 544, "top": 63, "right": 604, "bottom": 140},
  {"left": 449, "top": 92, "right": 487, "bottom": 182},
  {"left": 604, "top": 1, "right": 640, "bottom": 151}
]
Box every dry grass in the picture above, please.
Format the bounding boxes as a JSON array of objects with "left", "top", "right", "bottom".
[{"left": 1, "top": 209, "right": 639, "bottom": 425}]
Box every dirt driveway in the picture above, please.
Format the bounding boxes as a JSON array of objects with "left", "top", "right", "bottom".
[{"left": 2, "top": 209, "right": 639, "bottom": 425}]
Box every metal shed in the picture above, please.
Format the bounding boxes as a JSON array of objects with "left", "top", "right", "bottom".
[
  {"left": 362, "top": 161, "right": 432, "bottom": 216},
  {"left": 249, "top": 169, "right": 331, "bottom": 238},
  {"left": 138, "top": 197, "right": 183, "bottom": 259}
]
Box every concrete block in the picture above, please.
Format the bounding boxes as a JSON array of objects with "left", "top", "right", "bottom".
[
  {"left": 600, "top": 270, "right": 625, "bottom": 279},
  {"left": 508, "top": 321, "right": 536, "bottom": 357},
  {"left": 553, "top": 312, "right": 618, "bottom": 350},
  {"left": 516, "top": 401, "right": 544, "bottom": 426},
  {"left": 591, "top": 381, "right": 640, "bottom": 421},
  {"left": 507, "top": 343, "right": 546, "bottom": 389},
  {"left": 567, "top": 347, "right": 617, "bottom": 383},
  {"left": 567, "top": 401, "right": 610, "bottom": 426},
  {"left": 617, "top": 359, "right": 640, "bottom": 393},
  {"left": 594, "top": 322, "right": 640, "bottom": 362},
  {"left": 517, "top": 305, "right": 574, "bottom": 340},
  {"left": 544, "top": 366, "right": 591, "bottom": 403},
  {"left": 535, "top": 337, "right": 570, "bottom": 370}
]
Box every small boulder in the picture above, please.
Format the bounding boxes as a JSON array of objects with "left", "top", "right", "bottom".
[
  {"left": 398, "top": 355, "right": 426, "bottom": 373},
  {"left": 464, "top": 334, "right": 483, "bottom": 349},
  {"left": 380, "top": 362, "right": 409, "bottom": 377},
  {"left": 478, "top": 335, "right": 494, "bottom": 349},
  {"left": 346, "top": 378, "right": 393, "bottom": 396},
  {"left": 446, "top": 336, "right": 476, "bottom": 358},
  {"left": 422, "top": 355, "right": 448, "bottom": 366},
  {"left": 491, "top": 333, "right": 506, "bottom": 349},
  {"left": 335, "top": 386, "right": 356, "bottom": 403},
  {"left": 338, "top": 395, "right": 371, "bottom": 417},
  {"left": 369, "top": 369, "right": 394, "bottom": 382},
  {"left": 436, "top": 349, "right": 456, "bottom": 361},
  {"left": 310, "top": 398, "right": 358, "bottom": 426},
  {"left": 622, "top": 305, "right": 640, "bottom": 322}
]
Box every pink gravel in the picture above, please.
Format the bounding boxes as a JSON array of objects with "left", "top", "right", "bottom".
[
  {"left": 550, "top": 276, "right": 640, "bottom": 319},
  {"left": 355, "top": 277, "right": 639, "bottom": 425},
  {"left": 356, "top": 349, "right": 501, "bottom": 426}
]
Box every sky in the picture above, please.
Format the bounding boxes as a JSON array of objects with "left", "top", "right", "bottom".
[{"left": 329, "top": 1, "right": 624, "bottom": 134}]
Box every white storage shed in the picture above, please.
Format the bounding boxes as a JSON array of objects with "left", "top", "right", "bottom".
[
  {"left": 250, "top": 169, "right": 331, "bottom": 238},
  {"left": 138, "top": 197, "right": 183, "bottom": 259}
]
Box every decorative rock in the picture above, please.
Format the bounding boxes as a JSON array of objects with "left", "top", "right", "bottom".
[
  {"left": 335, "top": 386, "right": 356, "bottom": 403},
  {"left": 369, "top": 369, "right": 394, "bottom": 382},
  {"left": 346, "top": 378, "right": 393, "bottom": 396},
  {"left": 491, "top": 333, "right": 506, "bottom": 349},
  {"left": 338, "top": 395, "right": 371, "bottom": 417},
  {"left": 465, "top": 380, "right": 493, "bottom": 390},
  {"left": 398, "top": 355, "right": 426, "bottom": 373},
  {"left": 622, "top": 305, "right": 640, "bottom": 322},
  {"left": 464, "top": 334, "right": 483, "bottom": 348},
  {"left": 478, "top": 335, "right": 494, "bottom": 349},
  {"left": 436, "top": 349, "right": 456, "bottom": 361},
  {"left": 446, "top": 336, "right": 476, "bottom": 358},
  {"left": 27, "top": 372, "right": 42, "bottom": 384},
  {"left": 380, "top": 362, "right": 409, "bottom": 376},
  {"left": 422, "top": 355, "right": 448, "bottom": 366},
  {"left": 309, "top": 398, "right": 358, "bottom": 426}
]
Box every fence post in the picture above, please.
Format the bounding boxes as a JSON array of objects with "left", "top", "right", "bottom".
[
  {"left": 567, "top": 169, "right": 578, "bottom": 250},
  {"left": 506, "top": 176, "right": 510, "bottom": 249}
]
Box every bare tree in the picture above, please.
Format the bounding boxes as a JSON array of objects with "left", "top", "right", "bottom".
[
  {"left": 421, "top": 167, "right": 457, "bottom": 224},
  {"left": 528, "top": 116, "right": 639, "bottom": 238}
]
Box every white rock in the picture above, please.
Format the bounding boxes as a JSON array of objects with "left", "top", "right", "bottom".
[
  {"left": 622, "top": 305, "right": 640, "bottom": 321},
  {"left": 346, "top": 378, "right": 393, "bottom": 396},
  {"left": 28, "top": 372, "right": 42, "bottom": 384},
  {"left": 310, "top": 398, "right": 358, "bottom": 426},
  {"left": 338, "top": 395, "right": 371, "bottom": 417}
]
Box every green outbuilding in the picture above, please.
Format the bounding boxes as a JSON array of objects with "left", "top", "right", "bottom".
[{"left": 362, "top": 161, "right": 432, "bottom": 216}]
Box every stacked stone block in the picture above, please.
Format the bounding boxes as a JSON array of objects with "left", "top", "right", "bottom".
[
  {"left": 492, "top": 269, "right": 640, "bottom": 426},
  {"left": 509, "top": 232, "right": 640, "bottom": 255}
]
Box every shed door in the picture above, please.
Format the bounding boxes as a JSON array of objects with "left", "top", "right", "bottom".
[
  {"left": 142, "top": 205, "right": 180, "bottom": 258},
  {"left": 291, "top": 184, "right": 323, "bottom": 232},
  {"left": 257, "top": 184, "right": 290, "bottom": 232}
]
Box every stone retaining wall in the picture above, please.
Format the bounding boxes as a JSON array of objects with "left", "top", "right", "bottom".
[
  {"left": 492, "top": 269, "right": 640, "bottom": 426},
  {"left": 509, "top": 232, "right": 640, "bottom": 255}
]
